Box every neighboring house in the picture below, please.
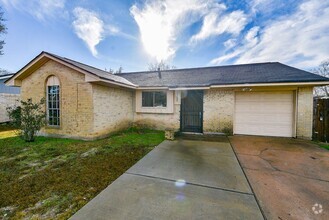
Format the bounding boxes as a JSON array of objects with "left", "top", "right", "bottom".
[
  {"left": 6, "top": 51, "right": 329, "bottom": 140},
  {"left": 0, "top": 74, "right": 20, "bottom": 123}
]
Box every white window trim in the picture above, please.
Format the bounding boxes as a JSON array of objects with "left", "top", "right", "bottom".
[
  {"left": 46, "top": 76, "right": 61, "bottom": 127},
  {"left": 136, "top": 90, "right": 174, "bottom": 113}
]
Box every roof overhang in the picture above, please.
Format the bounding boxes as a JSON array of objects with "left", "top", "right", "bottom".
[
  {"left": 0, "top": 75, "right": 13, "bottom": 80},
  {"left": 136, "top": 81, "right": 329, "bottom": 91},
  {"left": 209, "top": 81, "right": 329, "bottom": 88},
  {"left": 169, "top": 87, "right": 210, "bottom": 90},
  {"left": 5, "top": 52, "right": 137, "bottom": 89}
]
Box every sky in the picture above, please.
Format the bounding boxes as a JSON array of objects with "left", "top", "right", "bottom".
[{"left": 0, "top": 0, "right": 328, "bottom": 73}]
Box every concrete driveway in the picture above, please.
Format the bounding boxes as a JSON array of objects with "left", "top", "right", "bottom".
[
  {"left": 229, "top": 136, "right": 329, "bottom": 220},
  {"left": 71, "top": 139, "right": 263, "bottom": 220}
]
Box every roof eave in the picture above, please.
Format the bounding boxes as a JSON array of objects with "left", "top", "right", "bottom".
[
  {"left": 209, "top": 81, "right": 329, "bottom": 88},
  {"left": 137, "top": 81, "right": 329, "bottom": 90},
  {"left": 5, "top": 52, "right": 137, "bottom": 89}
]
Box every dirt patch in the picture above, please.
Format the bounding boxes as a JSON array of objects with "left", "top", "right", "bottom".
[{"left": 80, "top": 148, "right": 98, "bottom": 158}]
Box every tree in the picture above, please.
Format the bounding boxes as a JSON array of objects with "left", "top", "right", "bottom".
[
  {"left": 105, "top": 66, "right": 123, "bottom": 74},
  {"left": 0, "top": 68, "right": 10, "bottom": 75},
  {"left": 7, "top": 98, "right": 47, "bottom": 142},
  {"left": 313, "top": 60, "right": 329, "bottom": 97},
  {"left": 148, "top": 60, "right": 176, "bottom": 71},
  {"left": 0, "top": 6, "right": 7, "bottom": 55}
]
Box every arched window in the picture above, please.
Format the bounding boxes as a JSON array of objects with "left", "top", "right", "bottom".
[{"left": 46, "top": 76, "right": 60, "bottom": 126}]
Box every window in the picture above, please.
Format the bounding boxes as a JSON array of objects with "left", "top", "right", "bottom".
[
  {"left": 46, "top": 76, "right": 60, "bottom": 126},
  {"left": 142, "top": 91, "right": 167, "bottom": 107}
]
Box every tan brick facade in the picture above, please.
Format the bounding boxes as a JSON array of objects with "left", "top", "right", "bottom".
[
  {"left": 0, "top": 93, "right": 20, "bottom": 123},
  {"left": 92, "top": 84, "right": 134, "bottom": 138},
  {"left": 133, "top": 104, "right": 180, "bottom": 130},
  {"left": 203, "top": 89, "right": 234, "bottom": 133},
  {"left": 18, "top": 60, "right": 315, "bottom": 140},
  {"left": 296, "top": 87, "right": 313, "bottom": 139},
  {"left": 133, "top": 90, "right": 180, "bottom": 130},
  {"left": 202, "top": 87, "right": 314, "bottom": 139},
  {"left": 20, "top": 60, "right": 94, "bottom": 139}
]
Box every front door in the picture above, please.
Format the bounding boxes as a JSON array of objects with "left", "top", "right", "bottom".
[{"left": 180, "top": 90, "right": 203, "bottom": 133}]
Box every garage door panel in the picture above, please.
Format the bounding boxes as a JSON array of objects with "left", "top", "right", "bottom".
[
  {"left": 234, "top": 91, "right": 294, "bottom": 137},
  {"left": 235, "top": 104, "right": 293, "bottom": 114},
  {"left": 236, "top": 93, "right": 293, "bottom": 102},
  {"left": 235, "top": 114, "right": 293, "bottom": 124},
  {"left": 234, "top": 124, "right": 293, "bottom": 137}
]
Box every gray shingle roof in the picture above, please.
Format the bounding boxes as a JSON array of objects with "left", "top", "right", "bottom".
[
  {"left": 46, "top": 52, "right": 136, "bottom": 87},
  {"left": 117, "top": 62, "right": 329, "bottom": 88},
  {"left": 13, "top": 52, "right": 328, "bottom": 88}
]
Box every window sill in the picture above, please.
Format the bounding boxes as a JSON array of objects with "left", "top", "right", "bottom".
[
  {"left": 137, "top": 106, "right": 173, "bottom": 114},
  {"left": 45, "top": 125, "right": 61, "bottom": 129},
  {"left": 141, "top": 106, "right": 167, "bottom": 109}
]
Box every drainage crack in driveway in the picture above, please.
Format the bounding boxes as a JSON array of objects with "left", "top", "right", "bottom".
[
  {"left": 256, "top": 153, "right": 329, "bottom": 183},
  {"left": 228, "top": 138, "right": 267, "bottom": 220},
  {"left": 244, "top": 165, "right": 329, "bottom": 183},
  {"left": 125, "top": 172, "right": 254, "bottom": 196}
]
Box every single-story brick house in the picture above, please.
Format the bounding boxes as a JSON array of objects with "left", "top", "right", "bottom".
[{"left": 5, "top": 51, "right": 329, "bottom": 140}]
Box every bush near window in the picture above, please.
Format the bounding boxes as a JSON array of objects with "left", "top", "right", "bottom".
[{"left": 7, "top": 98, "right": 46, "bottom": 142}]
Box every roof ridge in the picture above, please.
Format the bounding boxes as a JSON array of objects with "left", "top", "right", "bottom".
[
  {"left": 44, "top": 52, "right": 113, "bottom": 75},
  {"left": 117, "top": 62, "right": 279, "bottom": 75}
]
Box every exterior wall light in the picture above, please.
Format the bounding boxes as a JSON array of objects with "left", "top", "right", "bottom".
[{"left": 242, "top": 87, "right": 252, "bottom": 92}]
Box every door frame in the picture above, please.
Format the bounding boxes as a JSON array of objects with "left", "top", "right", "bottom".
[{"left": 180, "top": 90, "right": 204, "bottom": 133}]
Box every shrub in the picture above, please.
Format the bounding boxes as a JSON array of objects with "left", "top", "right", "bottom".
[{"left": 7, "top": 98, "right": 46, "bottom": 142}]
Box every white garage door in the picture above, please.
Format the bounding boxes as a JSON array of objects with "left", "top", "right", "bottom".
[{"left": 234, "top": 91, "right": 294, "bottom": 137}]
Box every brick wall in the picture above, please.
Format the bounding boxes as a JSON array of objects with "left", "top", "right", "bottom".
[
  {"left": 133, "top": 90, "right": 180, "bottom": 130},
  {"left": 0, "top": 93, "right": 20, "bottom": 123},
  {"left": 19, "top": 60, "right": 315, "bottom": 140},
  {"left": 203, "top": 89, "right": 234, "bottom": 133},
  {"left": 92, "top": 84, "right": 134, "bottom": 138},
  {"left": 134, "top": 105, "right": 180, "bottom": 130},
  {"left": 20, "top": 60, "right": 94, "bottom": 139},
  {"left": 296, "top": 87, "right": 313, "bottom": 139}
]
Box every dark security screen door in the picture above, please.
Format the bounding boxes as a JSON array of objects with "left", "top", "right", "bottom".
[{"left": 180, "top": 90, "right": 203, "bottom": 133}]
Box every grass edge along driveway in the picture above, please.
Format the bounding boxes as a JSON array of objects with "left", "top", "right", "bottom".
[{"left": 0, "top": 126, "right": 164, "bottom": 219}]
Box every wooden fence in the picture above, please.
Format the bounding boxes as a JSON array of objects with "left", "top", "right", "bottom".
[{"left": 313, "top": 98, "right": 329, "bottom": 142}]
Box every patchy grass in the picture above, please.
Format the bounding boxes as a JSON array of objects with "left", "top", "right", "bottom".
[
  {"left": 317, "top": 143, "right": 329, "bottom": 150},
  {"left": 0, "top": 127, "right": 164, "bottom": 219},
  {"left": 0, "top": 124, "right": 18, "bottom": 139}
]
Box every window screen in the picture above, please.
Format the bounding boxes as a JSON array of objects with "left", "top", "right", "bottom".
[{"left": 142, "top": 91, "right": 167, "bottom": 107}]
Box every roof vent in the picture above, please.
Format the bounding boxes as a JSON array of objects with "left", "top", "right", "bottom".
[{"left": 158, "top": 67, "right": 162, "bottom": 79}]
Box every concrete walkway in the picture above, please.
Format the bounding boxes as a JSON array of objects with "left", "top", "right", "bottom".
[{"left": 70, "top": 139, "right": 264, "bottom": 220}]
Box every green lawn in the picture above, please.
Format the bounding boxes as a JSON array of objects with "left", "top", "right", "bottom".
[
  {"left": 318, "top": 143, "right": 329, "bottom": 150},
  {"left": 0, "top": 125, "right": 164, "bottom": 219}
]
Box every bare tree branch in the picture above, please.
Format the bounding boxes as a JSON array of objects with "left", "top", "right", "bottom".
[
  {"left": 0, "top": 6, "right": 7, "bottom": 55},
  {"left": 313, "top": 60, "right": 329, "bottom": 97},
  {"left": 148, "top": 60, "right": 176, "bottom": 71},
  {"left": 104, "top": 66, "right": 123, "bottom": 74}
]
